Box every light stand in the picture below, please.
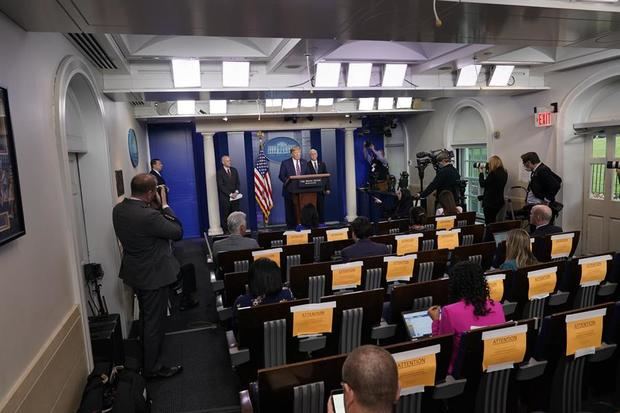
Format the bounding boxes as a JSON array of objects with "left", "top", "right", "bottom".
[{"left": 84, "top": 263, "right": 108, "bottom": 316}]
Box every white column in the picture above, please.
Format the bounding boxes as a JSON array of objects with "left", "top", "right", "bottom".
[
  {"left": 344, "top": 127, "right": 357, "bottom": 222},
  {"left": 202, "top": 132, "right": 223, "bottom": 235}
]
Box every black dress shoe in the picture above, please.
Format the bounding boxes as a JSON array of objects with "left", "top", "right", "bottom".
[{"left": 144, "top": 365, "right": 183, "bottom": 379}]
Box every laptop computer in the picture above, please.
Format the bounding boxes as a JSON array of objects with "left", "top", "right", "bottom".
[{"left": 401, "top": 310, "right": 433, "bottom": 340}]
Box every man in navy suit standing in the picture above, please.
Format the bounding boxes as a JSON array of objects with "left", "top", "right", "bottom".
[
  {"left": 279, "top": 146, "right": 308, "bottom": 228},
  {"left": 307, "top": 148, "right": 330, "bottom": 223}
]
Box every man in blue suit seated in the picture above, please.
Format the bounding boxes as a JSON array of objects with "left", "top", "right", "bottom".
[
  {"left": 278, "top": 145, "right": 308, "bottom": 228},
  {"left": 341, "top": 216, "right": 389, "bottom": 261},
  {"left": 529, "top": 204, "right": 563, "bottom": 237}
]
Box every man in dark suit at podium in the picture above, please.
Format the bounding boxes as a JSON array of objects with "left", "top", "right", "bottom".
[
  {"left": 307, "top": 149, "right": 330, "bottom": 223},
  {"left": 279, "top": 146, "right": 308, "bottom": 228},
  {"left": 216, "top": 155, "right": 241, "bottom": 232}
]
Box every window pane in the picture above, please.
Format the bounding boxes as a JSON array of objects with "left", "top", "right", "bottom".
[
  {"left": 616, "top": 135, "right": 620, "bottom": 158},
  {"left": 590, "top": 163, "right": 606, "bottom": 200},
  {"left": 456, "top": 146, "right": 487, "bottom": 219},
  {"left": 592, "top": 135, "right": 606, "bottom": 158},
  {"left": 613, "top": 173, "right": 620, "bottom": 202}
]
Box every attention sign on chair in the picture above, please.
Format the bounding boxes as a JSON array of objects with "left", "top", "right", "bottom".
[
  {"left": 435, "top": 216, "right": 456, "bottom": 231},
  {"left": 284, "top": 230, "right": 310, "bottom": 246},
  {"left": 481, "top": 324, "right": 527, "bottom": 372},
  {"left": 395, "top": 233, "right": 422, "bottom": 255},
  {"left": 550, "top": 233, "right": 574, "bottom": 259},
  {"left": 326, "top": 228, "right": 348, "bottom": 242},
  {"left": 578, "top": 255, "right": 612, "bottom": 287},
  {"left": 565, "top": 308, "right": 606, "bottom": 358},
  {"left": 485, "top": 273, "right": 506, "bottom": 302},
  {"left": 392, "top": 344, "right": 440, "bottom": 396},
  {"left": 331, "top": 261, "right": 363, "bottom": 290},
  {"left": 437, "top": 229, "right": 460, "bottom": 250},
  {"left": 252, "top": 248, "right": 282, "bottom": 267},
  {"left": 527, "top": 267, "right": 557, "bottom": 299},
  {"left": 290, "top": 302, "right": 336, "bottom": 337},
  {"left": 384, "top": 255, "right": 416, "bottom": 282}
]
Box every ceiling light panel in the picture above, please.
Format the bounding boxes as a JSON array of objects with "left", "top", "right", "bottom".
[
  {"left": 209, "top": 100, "right": 227, "bottom": 114},
  {"left": 318, "top": 98, "right": 334, "bottom": 106},
  {"left": 177, "top": 100, "right": 195, "bottom": 115},
  {"left": 456, "top": 65, "right": 482, "bottom": 87},
  {"left": 382, "top": 64, "right": 407, "bottom": 87},
  {"left": 347, "top": 63, "right": 373, "bottom": 87},
  {"left": 377, "top": 97, "right": 394, "bottom": 110},
  {"left": 171, "top": 59, "right": 201, "bottom": 88},
  {"left": 358, "top": 97, "right": 375, "bottom": 111},
  {"left": 396, "top": 97, "right": 413, "bottom": 109},
  {"left": 222, "top": 61, "right": 250, "bottom": 87},
  {"left": 488, "top": 65, "right": 515, "bottom": 87},
  {"left": 300, "top": 98, "right": 316, "bottom": 108},
  {"left": 282, "top": 99, "right": 299, "bottom": 109},
  {"left": 315, "top": 63, "right": 342, "bottom": 87},
  {"left": 265, "top": 99, "right": 282, "bottom": 108}
]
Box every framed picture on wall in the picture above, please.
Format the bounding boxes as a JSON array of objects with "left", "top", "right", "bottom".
[{"left": 0, "top": 87, "right": 26, "bottom": 246}]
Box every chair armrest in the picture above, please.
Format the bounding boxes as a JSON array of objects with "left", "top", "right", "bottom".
[
  {"left": 502, "top": 300, "right": 517, "bottom": 317},
  {"left": 597, "top": 282, "right": 617, "bottom": 297},
  {"left": 239, "top": 389, "right": 254, "bottom": 413},
  {"left": 548, "top": 290, "right": 570, "bottom": 306},
  {"left": 432, "top": 376, "right": 467, "bottom": 400},
  {"left": 217, "top": 295, "right": 232, "bottom": 321},
  {"left": 226, "top": 330, "right": 250, "bottom": 366},
  {"left": 516, "top": 358, "right": 547, "bottom": 381},
  {"left": 371, "top": 322, "right": 397, "bottom": 341},
  {"left": 588, "top": 342, "right": 617, "bottom": 363},
  {"left": 298, "top": 335, "right": 327, "bottom": 353}
]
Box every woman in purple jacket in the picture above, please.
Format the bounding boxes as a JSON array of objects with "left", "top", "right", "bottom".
[{"left": 428, "top": 261, "right": 505, "bottom": 374}]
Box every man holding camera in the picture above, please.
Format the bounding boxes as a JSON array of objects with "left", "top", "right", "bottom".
[
  {"left": 113, "top": 173, "right": 183, "bottom": 379},
  {"left": 414, "top": 150, "right": 461, "bottom": 207}
]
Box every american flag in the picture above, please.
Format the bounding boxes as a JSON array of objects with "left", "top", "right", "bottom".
[{"left": 254, "top": 140, "right": 273, "bottom": 223}]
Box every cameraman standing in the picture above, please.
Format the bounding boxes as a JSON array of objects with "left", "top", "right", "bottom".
[{"left": 414, "top": 150, "right": 461, "bottom": 207}]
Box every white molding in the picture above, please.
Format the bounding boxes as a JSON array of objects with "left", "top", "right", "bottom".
[
  {"left": 196, "top": 116, "right": 362, "bottom": 133},
  {"left": 443, "top": 98, "right": 494, "bottom": 151}
]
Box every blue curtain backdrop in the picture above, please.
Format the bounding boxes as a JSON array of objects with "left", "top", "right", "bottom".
[
  {"left": 148, "top": 123, "right": 202, "bottom": 238},
  {"left": 355, "top": 120, "right": 386, "bottom": 220}
]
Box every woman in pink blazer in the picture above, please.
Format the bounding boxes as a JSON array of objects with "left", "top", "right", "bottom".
[{"left": 428, "top": 261, "right": 506, "bottom": 374}]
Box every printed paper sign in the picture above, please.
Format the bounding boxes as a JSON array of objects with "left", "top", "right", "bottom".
[
  {"left": 435, "top": 216, "right": 456, "bottom": 231},
  {"left": 437, "top": 229, "right": 460, "bottom": 250},
  {"left": 384, "top": 255, "right": 416, "bottom": 282},
  {"left": 392, "top": 345, "right": 440, "bottom": 396},
  {"left": 326, "top": 228, "right": 348, "bottom": 242},
  {"left": 291, "top": 302, "right": 336, "bottom": 337},
  {"left": 578, "top": 255, "right": 612, "bottom": 287},
  {"left": 252, "top": 248, "right": 282, "bottom": 267},
  {"left": 486, "top": 274, "right": 506, "bottom": 302},
  {"left": 565, "top": 308, "right": 606, "bottom": 357},
  {"left": 395, "top": 233, "right": 422, "bottom": 256},
  {"left": 284, "top": 230, "right": 310, "bottom": 246},
  {"left": 527, "top": 267, "right": 557, "bottom": 299},
  {"left": 550, "top": 233, "right": 574, "bottom": 259},
  {"left": 331, "top": 261, "right": 363, "bottom": 290},
  {"left": 481, "top": 325, "right": 528, "bottom": 371}
]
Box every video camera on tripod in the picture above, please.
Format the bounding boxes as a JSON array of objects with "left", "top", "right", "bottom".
[{"left": 415, "top": 149, "right": 455, "bottom": 171}]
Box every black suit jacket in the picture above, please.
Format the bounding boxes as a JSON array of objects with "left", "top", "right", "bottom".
[
  {"left": 113, "top": 198, "right": 183, "bottom": 290},
  {"left": 420, "top": 164, "right": 461, "bottom": 200},
  {"left": 149, "top": 170, "right": 166, "bottom": 186},
  {"left": 479, "top": 168, "right": 508, "bottom": 210},
  {"left": 341, "top": 239, "right": 389, "bottom": 261},
  {"left": 279, "top": 158, "right": 309, "bottom": 196},
  {"left": 216, "top": 166, "right": 240, "bottom": 199},
  {"left": 306, "top": 159, "right": 331, "bottom": 191},
  {"left": 529, "top": 163, "right": 561, "bottom": 203},
  {"left": 530, "top": 224, "right": 563, "bottom": 237}
]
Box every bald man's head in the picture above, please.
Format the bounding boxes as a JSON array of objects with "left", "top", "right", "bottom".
[
  {"left": 530, "top": 204, "right": 552, "bottom": 226},
  {"left": 131, "top": 173, "right": 157, "bottom": 198}
]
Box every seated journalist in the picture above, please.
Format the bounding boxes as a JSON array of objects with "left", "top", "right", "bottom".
[{"left": 341, "top": 216, "right": 388, "bottom": 261}]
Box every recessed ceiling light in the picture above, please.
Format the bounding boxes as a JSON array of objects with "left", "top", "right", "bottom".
[
  {"left": 358, "top": 97, "right": 375, "bottom": 111},
  {"left": 456, "top": 65, "right": 482, "bottom": 87},
  {"left": 222, "top": 61, "right": 250, "bottom": 87},
  {"left": 396, "top": 97, "right": 413, "bottom": 109},
  {"left": 315, "top": 63, "right": 342, "bottom": 87},
  {"left": 300, "top": 98, "right": 316, "bottom": 108},
  {"left": 318, "top": 98, "right": 334, "bottom": 106},
  {"left": 282, "top": 99, "right": 299, "bottom": 109},
  {"left": 347, "top": 63, "right": 373, "bottom": 87},
  {"left": 209, "top": 100, "right": 227, "bottom": 114},
  {"left": 176, "top": 100, "right": 195, "bottom": 115},
  {"left": 377, "top": 97, "right": 394, "bottom": 110},
  {"left": 265, "top": 99, "right": 282, "bottom": 108},
  {"left": 382, "top": 64, "right": 407, "bottom": 87},
  {"left": 171, "top": 59, "right": 201, "bottom": 88},
  {"left": 438, "top": 66, "right": 452, "bottom": 71},
  {"left": 488, "top": 65, "right": 515, "bottom": 87}
]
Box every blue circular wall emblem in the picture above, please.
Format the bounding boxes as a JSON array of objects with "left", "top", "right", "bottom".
[
  {"left": 263, "top": 137, "right": 300, "bottom": 163},
  {"left": 128, "top": 129, "right": 139, "bottom": 167}
]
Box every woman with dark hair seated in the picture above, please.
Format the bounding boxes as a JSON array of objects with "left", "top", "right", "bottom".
[
  {"left": 428, "top": 261, "right": 505, "bottom": 373},
  {"left": 233, "top": 258, "right": 294, "bottom": 322},
  {"left": 409, "top": 206, "right": 427, "bottom": 231},
  {"left": 296, "top": 203, "right": 321, "bottom": 230},
  {"left": 436, "top": 190, "right": 462, "bottom": 216}
]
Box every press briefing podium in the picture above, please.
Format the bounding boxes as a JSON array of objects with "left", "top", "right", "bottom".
[{"left": 286, "top": 173, "right": 330, "bottom": 224}]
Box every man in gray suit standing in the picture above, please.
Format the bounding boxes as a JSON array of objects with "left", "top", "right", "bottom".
[
  {"left": 113, "top": 173, "right": 183, "bottom": 379},
  {"left": 212, "top": 211, "right": 259, "bottom": 258}
]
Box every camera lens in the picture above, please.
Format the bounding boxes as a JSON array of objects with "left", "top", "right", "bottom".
[{"left": 607, "top": 161, "right": 620, "bottom": 169}]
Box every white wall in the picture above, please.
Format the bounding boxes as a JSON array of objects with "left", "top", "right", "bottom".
[{"left": 0, "top": 12, "right": 147, "bottom": 406}]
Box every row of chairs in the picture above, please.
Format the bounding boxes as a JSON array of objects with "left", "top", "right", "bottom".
[{"left": 252, "top": 301, "right": 620, "bottom": 413}]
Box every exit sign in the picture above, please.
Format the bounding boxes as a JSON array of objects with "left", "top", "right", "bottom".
[{"left": 535, "top": 111, "right": 553, "bottom": 128}]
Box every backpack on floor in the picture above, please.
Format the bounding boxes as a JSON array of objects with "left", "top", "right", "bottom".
[{"left": 110, "top": 367, "right": 151, "bottom": 413}]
